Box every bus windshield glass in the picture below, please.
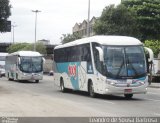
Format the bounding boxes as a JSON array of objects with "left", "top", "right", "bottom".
[
  {"left": 103, "top": 46, "right": 146, "bottom": 79},
  {"left": 20, "top": 56, "right": 43, "bottom": 73},
  {"left": 0, "top": 56, "right": 6, "bottom": 61}
]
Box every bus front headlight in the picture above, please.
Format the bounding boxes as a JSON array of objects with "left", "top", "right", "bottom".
[
  {"left": 23, "top": 73, "right": 27, "bottom": 76},
  {"left": 107, "top": 81, "right": 116, "bottom": 85}
]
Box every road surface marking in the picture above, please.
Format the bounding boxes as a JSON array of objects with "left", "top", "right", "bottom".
[
  {"left": 148, "top": 92, "right": 160, "bottom": 95},
  {"left": 143, "top": 98, "right": 160, "bottom": 102},
  {"left": 155, "top": 113, "right": 160, "bottom": 116}
]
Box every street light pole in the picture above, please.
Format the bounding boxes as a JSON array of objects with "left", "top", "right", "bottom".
[
  {"left": 87, "top": 0, "right": 90, "bottom": 37},
  {"left": 32, "top": 10, "right": 41, "bottom": 51},
  {"left": 12, "top": 24, "right": 17, "bottom": 44}
]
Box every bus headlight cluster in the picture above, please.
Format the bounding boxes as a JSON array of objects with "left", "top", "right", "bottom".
[
  {"left": 105, "top": 88, "right": 109, "bottom": 92},
  {"left": 107, "top": 81, "right": 116, "bottom": 85},
  {"left": 23, "top": 73, "right": 27, "bottom": 76}
]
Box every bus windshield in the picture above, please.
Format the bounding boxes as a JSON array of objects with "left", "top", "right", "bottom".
[
  {"left": 0, "top": 56, "right": 6, "bottom": 61},
  {"left": 103, "top": 46, "right": 146, "bottom": 79},
  {"left": 20, "top": 56, "right": 43, "bottom": 73}
]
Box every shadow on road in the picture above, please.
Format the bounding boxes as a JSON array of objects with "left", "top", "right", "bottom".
[
  {"left": 9, "top": 80, "right": 41, "bottom": 84},
  {"left": 57, "top": 89, "right": 144, "bottom": 101}
]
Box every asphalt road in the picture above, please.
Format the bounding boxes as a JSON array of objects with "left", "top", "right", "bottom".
[{"left": 0, "top": 75, "right": 160, "bottom": 117}]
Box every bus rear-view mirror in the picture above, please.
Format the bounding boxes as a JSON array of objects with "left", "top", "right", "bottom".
[
  {"left": 96, "top": 47, "right": 104, "bottom": 62},
  {"left": 144, "top": 47, "right": 154, "bottom": 62},
  {"left": 42, "top": 57, "right": 45, "bottom": 63},
  {"left": 18, "top": 57, "right": 21, "bottom": 64}
]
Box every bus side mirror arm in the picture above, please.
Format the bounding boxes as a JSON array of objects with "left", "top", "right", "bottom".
[
  {"left": 18, "top": 57, "right": 21, "bottom": 64},
  {"left": 42, "top": 57, "right": 45, "bottom": 63},
  {"left": 144, "top": 47, "right": 154, "bottom": 62},
  {"left": 96, "top": 47, "right": 104, "bottom": 62}
]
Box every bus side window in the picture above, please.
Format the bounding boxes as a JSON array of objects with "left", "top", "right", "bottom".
[
  {"left": 81, "top": 44, "right": 91, "bottom": 62},
  {"left": 72, "top": 46, "right": 81, "bottom": 62}
]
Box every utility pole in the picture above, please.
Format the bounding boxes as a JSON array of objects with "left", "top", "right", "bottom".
[
  {"left": 32, "top": 10, "right": 41, "bottom": 51},
  {"left": 87, "top": 0, "right": 90, "bottom": 37},
  {"left": 12, "top": 24, "right": 17, "bottom": 44}
]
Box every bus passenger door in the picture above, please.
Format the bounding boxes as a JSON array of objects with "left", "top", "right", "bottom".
[
  {"left": 92, "top": 43, "right": 105, "bottom": 93},
  {"left": 78, "top": 62, "right": 87, "bottom": 90}
]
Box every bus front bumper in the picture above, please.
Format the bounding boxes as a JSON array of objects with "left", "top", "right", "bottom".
[
  {"left": 103, "top": 84, "right": 148, "bottom": 95},
  {"left": 20, "top": 73, "right": 43, "bottom": 80}
]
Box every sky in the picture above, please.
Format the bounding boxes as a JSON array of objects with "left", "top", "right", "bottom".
[{"left": 0, "top": 0, "right": 121, "bottom": 45}]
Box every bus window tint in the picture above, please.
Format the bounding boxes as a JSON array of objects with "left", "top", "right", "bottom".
[
  {"left": 92, "top": 43, "right": 103, "bottom": 74},
  {"left": 81, "top": 44, "right": 91, "bottom": 62},
  {"left": 20, "top": 57, "right": 42, "bottom": 73},
  {"left": 20, "top": 57, "right": 32, "bottom": 72},
  {"left": 103, "top": 47, "right": 126, "bottom": 77},
  {"left": 103, "top": 46, "right": 146, "bottom": 79},
  {"left": 125, "top": 46, "right": 146, "bottom": 76},
  {"left": 32, "top": 57, "right": 43, "bottom": 72},
  {"left": 54, "top": 43, "right": 91, "bottom": 62}
]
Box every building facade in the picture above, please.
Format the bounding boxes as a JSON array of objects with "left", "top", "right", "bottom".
[
  {"left": 72, "top": 16, "right": 97, "bottom": 37},
  {"left": 38, "top": 39, "right": 50, "bottom": 45}
]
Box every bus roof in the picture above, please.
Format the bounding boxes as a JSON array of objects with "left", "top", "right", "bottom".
[
  {"left": 55, "top": 35, "right": 143, "bottom": 49},
  {"left": 0, "top": 53, "right": 8, "bottom": 56},
  {"left": 7, "top": 51, "right": 42, "bottom": 57}
]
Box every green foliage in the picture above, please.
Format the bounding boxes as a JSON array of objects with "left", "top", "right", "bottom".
[
  {"left": 22, "top": 43, "right": 33, "bottom": 51},
  {"left": 7, "top": 42, "right": 47, "bottom": 54},
  {"left": 123, "top": 0, "right": 160, "bottom": 41},
  {"left": 35, "top": 42, "right": 47, "bottom": 54},
  {"left": 0, "top": 0, "right": 11, "bottom": 32},
  {"left": 94, "top": 0, "right": 160, "bottom": 41},
  {"left": 7, "top": 43, "right": 28, "bottom": 53},
  {"left": 144, "top": 40, "right": 160, "bottom": 57},
  {"left": 61, "top": 33, "right": 81, "bottom": 44},
  {"left": 94, "top": 4, "right": 140, "bottom": 38}
]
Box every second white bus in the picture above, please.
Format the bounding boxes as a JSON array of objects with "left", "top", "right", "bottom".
[
  {"left": 53, "top": 36, "right": 152, "bottom": 98},
  {"left": 5, "top": 51, "right": 44, "bottom": 83},
  {"left": 0, "top": 52, "right": 8, "bottom": 77}
]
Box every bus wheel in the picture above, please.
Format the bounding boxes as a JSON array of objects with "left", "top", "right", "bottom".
[
  {"left": 124, "top": 94, "right": 133, "bottom": 99},
  {"left": 8, "top": 73, "right": 12, "bottom": 81},
  {"left": 16, "top": 73, "right": 18, "bottom": 81},
  {"left": 35, "top": 80, "right": 39, "bottom": 83},
  {"left": 60, "top": 79, "right": 66, "bottom": 92},
  {"left": 88, "top": 82, "right": 96, "bottom": 98}
]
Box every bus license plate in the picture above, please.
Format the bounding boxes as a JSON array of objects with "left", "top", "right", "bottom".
[{"left": 124, "top": 89, "right": 132, "bottom": 93}]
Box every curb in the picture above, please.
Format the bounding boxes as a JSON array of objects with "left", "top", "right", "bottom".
[{"left": 148, "top": 84, "right": 160, "bottom": 88}]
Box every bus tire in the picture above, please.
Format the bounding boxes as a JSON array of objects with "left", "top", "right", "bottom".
[
  {"left": 8, "top": 73, "right": 12, "bottom": 81},
  {"left": 124, "top": 94, "right": 133, "bottom": 99},
  {"left": 88, "top": 81, "right": 96, "bottom": 98},
  {"left": 35, "top": 80, "right": 39, "bottom": 83},
  {"left": 16, "top": 73, "right": 19, "bottom": 81},
  {"left": 60, "top": 78, "right": 66, "bottom": 92}
]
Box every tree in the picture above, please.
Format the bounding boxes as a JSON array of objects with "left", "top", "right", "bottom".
[
  {"left": 122, "top": 0, "right": 160, "bottom": 41},
  {"left": 0, "top": 0, "right": 11, "bottom": 32},
  {"left": 94, "top": 0, "right": 160, "bottom": 41},
  {"left": 7, "top": 42, "right": 47, "bottom": 54},
  {"left": 35, "top": 42, "right": 47, "bottom": 54},
  {"left": 22, "top": 42, "right": 47, "bottom": 54},
  {"left": 94, "top": 5, "right": 140, "bottom": 38},
  {"left": 61, "top": 33, "right": 81, "bottom": 44},
  {"left": 144, "top": 40, "right": 160, "bottom": 57},
  {"left": 7, "top": 43, "right": 28, "bottom": 53}
]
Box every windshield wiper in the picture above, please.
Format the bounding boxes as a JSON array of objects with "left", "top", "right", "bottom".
[
  {"left": 116, "top": 60, "right": 125, "bottom": 78},
  {"left": 126, "top": 57, "right": 138, "bottom": 76},
  {"left": 32, "top": 63, "right": 38, "bottom": 72}
]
